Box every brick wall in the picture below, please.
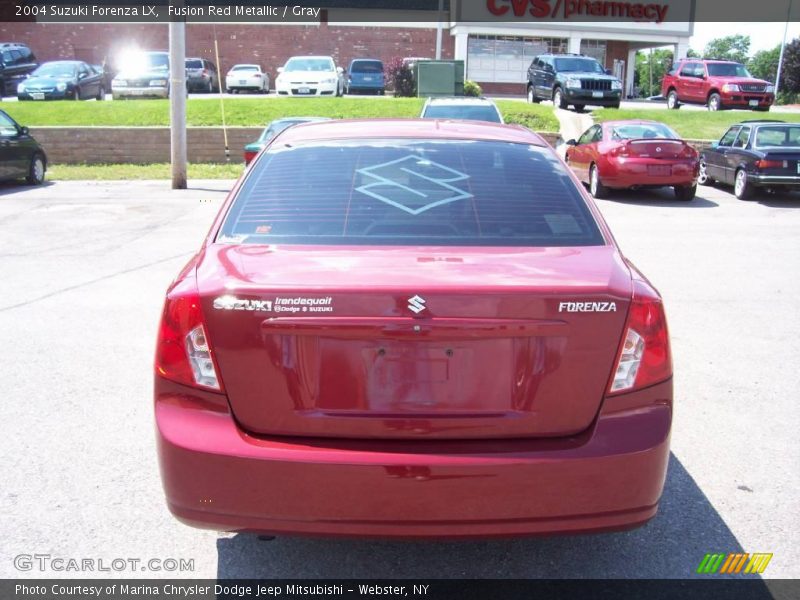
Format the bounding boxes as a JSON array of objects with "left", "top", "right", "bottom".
[
  {"left": 0, "top": 22, "right": 454, "bottom": 78},
  {"left": 30, "top": 126, "right": 263, "bottom": 164},
  {"left": 30, "top": 126, "right": 568, "bottom": 164}
]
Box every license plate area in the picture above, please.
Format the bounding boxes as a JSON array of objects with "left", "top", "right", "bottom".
[
  {"left": 749, "top": 99, "right": 760, "bottom": 107},
  {"left": 314, "top": 338, "right": 515, "bottom": 414},
  {"left": 298, "top": 87, "right": 311, "bottom": 94},
  {"left": 647, "top": 165, "right": 672, "bottom": 176},
  {"left": 31, "top": 93, "right": 45, "bottom": 100},
  {"left": 592, "top": 91, "right": 603, "bottom": 98}
]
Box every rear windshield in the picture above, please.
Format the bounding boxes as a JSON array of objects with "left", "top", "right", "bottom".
[
  {"left": 422, "top": 105, "right": 502, "bottom": 124},
  {"left": 218, "top": 139, "right": 604, "bottom": 247},
  {"left": 186, "top": 59, "right": 203, "bottom": 68},
  {"left": 232, "top": 65, "right": 258, "bottom": 72},
  {"left": 754, "top": 125, "right": 800, "bottom": 148},
  {"left": 707, "top": 63, "right": 751, "bottom": 78},
  {"left": 610, "top": 123, "right": 679, "bottom": 140},
  {"left": 352, "top": 60, "right": 383, "bottom": 73}
]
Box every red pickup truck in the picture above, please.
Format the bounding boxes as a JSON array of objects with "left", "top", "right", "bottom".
[{"left": 661, "top": 59, "right": 774, "bottom": 112}]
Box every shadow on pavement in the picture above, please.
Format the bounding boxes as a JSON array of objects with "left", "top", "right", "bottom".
[
  {"left": 0, "top": 180, "right": 54, "bottom": 196},
  {"left": 599, "top": 187, "right": 719, "bottom": 208},
  {"left": 215, "top": 453, "right": 754, "bottom": 579}
]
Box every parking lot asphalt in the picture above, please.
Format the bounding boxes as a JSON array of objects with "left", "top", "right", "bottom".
[{"left": 1, "top": 179, "right": 798, "bottom": 580}]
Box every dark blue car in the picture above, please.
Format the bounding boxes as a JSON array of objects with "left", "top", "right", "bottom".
[{"left": 346, "top": 59, "right": 384, "bottom": 95}]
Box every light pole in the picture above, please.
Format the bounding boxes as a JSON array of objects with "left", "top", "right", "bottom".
[
  {"left": 169, "top": 11, "right": 187, "bottom": 189},
  {"left": 776, "top": 0, "right": 793, "bottom": 96}
]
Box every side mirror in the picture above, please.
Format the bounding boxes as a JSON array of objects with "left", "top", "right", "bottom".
[
  {"left": 19, "top": 126, "right": 29, "bottom": 136},
  {"left": 605, "top": 68, "right": 612, "bottom": 75},
  {"left": 565, "top": 139, "right": 577, "bottom": 146},
  {"left": 277, "top": 66, "right": 284, "bottom": 73},
  {"left": 79, "top": 72, "right": 88, "bottom": 80},
  {"left": 336, "top": 66, "right": 344, "bottom": 74},
  {"left": 710, "top": 141, "right": 719, "bottom": 149}
]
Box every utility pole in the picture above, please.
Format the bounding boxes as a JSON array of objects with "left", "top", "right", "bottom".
[
  {"left": 776, "top": 0, "right": 793, "bottom": 96},
  {"left": 435, "top": 0, "right": 444, "bottom": 60},
  {"left": 169, "top": 18, "right": 187, "bottom": 189}
]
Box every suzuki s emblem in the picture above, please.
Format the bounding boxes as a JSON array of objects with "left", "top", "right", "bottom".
[
  {"left": 407, "top": 295, "right": 427, "bottom": 314},
  {"left": 656, "top": 146, "right": 662, "bottom": 153}
]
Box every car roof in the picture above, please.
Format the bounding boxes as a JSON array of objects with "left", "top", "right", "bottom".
[
  {"left": 268, "top": 117, "right": 331, "bottom": 126},
  {"left": 739, "top": 119, "right": 787, "bottom": 125},
  {"left": 39, "top": 60, "right": 81, "bottom": 66},
  {"left": 275, "top": 119, "right": 545, "bottom": 146},
  {"left": 287, "top": 55, "right": 333, "bottom": 60},
  {"left": 426, "top": 97, "right": 496, "bottom": 105},
  {"left": 232, "top": 64, "right": 260, "bottom": 68},
  {"left": 602, "top": 119, "right": 667, "bottom": 127},
  {"left": 351, "top": 58, "right": 382, "bottom": 62}
]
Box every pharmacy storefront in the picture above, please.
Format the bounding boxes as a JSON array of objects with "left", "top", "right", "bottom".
[{"left": 449, "top": 1, "right": 694, "bottom": 96}]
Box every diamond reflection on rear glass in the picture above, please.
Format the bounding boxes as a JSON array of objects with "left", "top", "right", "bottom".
[{"left": 355, "top": 155, "right": 473, "bottom": 215}]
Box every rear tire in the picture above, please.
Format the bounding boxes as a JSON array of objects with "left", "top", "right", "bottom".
[
  {"left": 27, "top": 153, "right": 45, "bottom": 185},
  {"left": 734, "top": 169, "right": 754, "bottom": 200},
  {"left": 73, "top": 86, "right": 81, "bottom": 100},
  {"left": 96, "top": 85, "right": 105, "bottom": 101},
  {"left": 674, "top": 184, "right": 696, "bottom": 201},
  {"left": 708, "top": 92, "right": 722, "bottom": 111},
  {"left": 589, "top": 164, "right": 609, "bottom": 199},
  {"left": 667, "top": 89, "right": 680, "bottom": 109},
  {"left": 553, "top": 87, "right": 568, "bottom": 110},
  {"left": 527, "top": 85, "right": 540, "bottom": 103}
]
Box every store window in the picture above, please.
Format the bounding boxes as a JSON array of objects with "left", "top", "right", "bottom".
[
  {"left": 467, "top": 35, "right": 567, "bottom": 84},
  {"left": 579, "top": 40, "right": 607, "bottom": 66}
]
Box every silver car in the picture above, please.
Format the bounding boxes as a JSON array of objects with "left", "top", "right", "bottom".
[{"left": 112, "top": 51, "right": 171, "bottom": 99}]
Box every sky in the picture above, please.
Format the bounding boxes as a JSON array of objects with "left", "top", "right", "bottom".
[{"left": 690, "top": 22, "right": 800, "bottom": 56}]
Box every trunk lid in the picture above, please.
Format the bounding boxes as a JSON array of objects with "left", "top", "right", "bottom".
[
  {"left": 623, "top": 138, "right": 691, "bottom": 159},
  {"left": 197, "top": 244, "right": 631, "bottom": 439}
]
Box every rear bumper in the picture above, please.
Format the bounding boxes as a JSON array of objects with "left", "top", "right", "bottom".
[
  {"left": 748, "top": 173, "right": 800, "bottom": 186},
  {"left": 157, "top": 379, "right": 672, "bottom": 538},
  {"left": 602, "top": 158, "right": 698, "bottom": 188}
]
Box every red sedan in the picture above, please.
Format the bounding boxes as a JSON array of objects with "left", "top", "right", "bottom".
[
  {"left": 155, "top": 119, "right": 672, "bottom": 538},
  {"left": 565, "top": 120, "right": 699, "bottom": 201}
]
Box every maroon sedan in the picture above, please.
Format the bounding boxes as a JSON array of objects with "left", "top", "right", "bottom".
[
  {"left": 565, "top": 120, "right": 699, "bottom": 201},
  {"left": 155, "top": 119, "right": 672, "bottom": 538}
]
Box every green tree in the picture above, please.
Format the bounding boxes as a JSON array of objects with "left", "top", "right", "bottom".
[
  {"left": 777, "top": 38, "right": 800, "bottom": 102},
  {"left": 748, "top": 45, "right": 781, "bottom": 83},
  {"left": 634, "top": 48, "right": 674, "bottom": 97},
  {"left": 687, "top": 48, "right": 701, "bottom": 58},
  {"left": 703, "top": 35, "right": 751, "bottom": 64}
]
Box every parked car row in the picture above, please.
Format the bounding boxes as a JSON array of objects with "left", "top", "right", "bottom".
[{"left": 1, "top": 43, "right": 389, "bottom": 100}]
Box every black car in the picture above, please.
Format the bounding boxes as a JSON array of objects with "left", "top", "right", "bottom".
[
  {"left": 699, "top": 120, "right": 800, "bottom": 199},
  {"left": 0, "top": 43, "right": 38, "bottom": 97},
  {"left": 526, "top": 53, "right": 622, "bottom": 111},
  {"left": 0, "top": 109, "right": 46, "bottom": 185},
  {"left": 186, "top": 57, "right": 220, "bottom": 93},
  {"left": 17, "top": 60, "right": 105, "bottom": 101}
]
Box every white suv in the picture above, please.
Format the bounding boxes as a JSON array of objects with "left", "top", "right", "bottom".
[{"left": 275, "top": 56, "right": 344, "bottom": 97}]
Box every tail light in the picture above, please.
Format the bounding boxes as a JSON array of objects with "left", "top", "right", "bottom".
[
  {"left": 244, "top": 150, "right": 257, "bottom": 164},
  {"left": 679, "top": 143, "right": 697, "bottom": 159},
  {"left": 608, "top": 278, "right": 671, "bottom": 395},
  {"left": 202, "top": 69, "right": 208, "bottom": 77},
  {"left": 155, "top": 289, "right": 224, "bottom": 392},
  {"left": 254, "top": 73, "right": 262, "bottom": 78},
  {"left": 610, "top": 142, "right": 629, "bottom": 158},
  {"left": 756, "top": 159, "right": 783, "bottom": 169}
]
